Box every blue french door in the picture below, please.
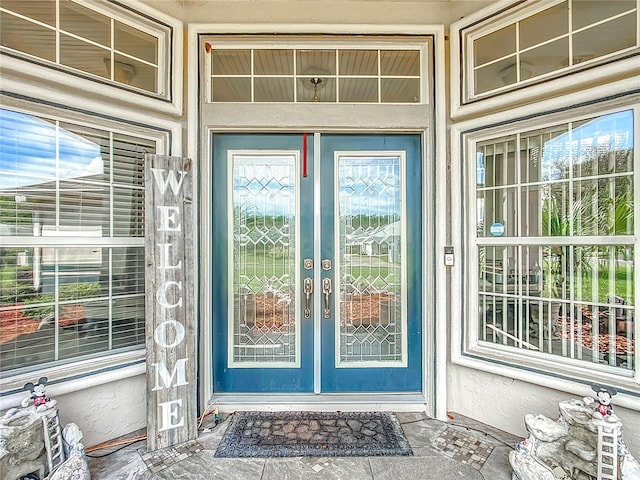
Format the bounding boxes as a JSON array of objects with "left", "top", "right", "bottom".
[
  {"left": 319, "top": 134, "right": 422, "bottom": 392},
  {"left": 212, "top": 133, "right": 422, "bottom": 393}
]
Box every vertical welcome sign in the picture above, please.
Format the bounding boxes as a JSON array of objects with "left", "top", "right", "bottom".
[{"left": 144, "top": 154, "right": 196, "bottom": 451}]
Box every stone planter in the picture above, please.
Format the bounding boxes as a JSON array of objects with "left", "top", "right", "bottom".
[{"left": 0, "top": 409, "right": 48, "bottom": 480}]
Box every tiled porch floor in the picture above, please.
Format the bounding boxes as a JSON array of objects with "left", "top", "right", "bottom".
[{"left": 88, "top": 412, "right": 521, "bottom": 480}]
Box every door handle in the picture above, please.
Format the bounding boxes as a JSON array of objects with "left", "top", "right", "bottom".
[
  {"left": 322, "top": 278, "right": 332, "bottom": 318},
  {"left": 303, "top": 277, "right": 313, "bottom": 318}
]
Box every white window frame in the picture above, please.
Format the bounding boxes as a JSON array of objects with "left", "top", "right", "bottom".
[
  {"left": 451, "top": 80, "right": 640, "bottom": 407},
  {"left": 450, "top": 0, "right": 640, "bottom": 119},
  {"left": 0, "top": 93, "right": 176, "bottom": 396},
  {"left": 204, "top": 42, "right": 427, "bottom": 105},
  {"left": 0, "top": 0, "right": 183, "bottom": 115}
]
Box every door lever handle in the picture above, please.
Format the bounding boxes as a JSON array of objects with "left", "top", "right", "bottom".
[
  {"left": 322, "top": 278, "right": 332, "bottom": 318},
  {"left": 303, "top": 277, "right": 313, "bottom": 318}
]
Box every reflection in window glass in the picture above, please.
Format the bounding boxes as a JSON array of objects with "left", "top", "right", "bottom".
[
  {"left": 230, "top": 154, "right": 297, "bottom": 365},
  {"left": 573, "top": 14, "right": 637, "bottom": 63},
  {"left": 338, "top": 155, "right": 405, "bottom": 364},
  {"left": 519, "top": 2, "right": 567, "bottom": 50},
  {"left": 0, "top": 0, "right": 56, "bottom": 26},
  {"left": 60, "top": 0, "right": 111, "bottom": 47},
  {"left": 473, "top": 24, "right": 516, "bottom": 66},
  {"left": 0, "top": 0, "right": 163, "bottom": 95},
  {"left": 469, "top": 0, "right": 639, "bottom": 98},
  {"left": 0, "top": 13, "right": 56, "bottom": 62},
  {"left": 0, "top": 109, "right": 154, "bottom": 373},
  {"left": 475, "top": 110, "right": 635, "bottom": 372}
]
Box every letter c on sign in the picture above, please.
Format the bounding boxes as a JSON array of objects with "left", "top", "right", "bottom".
[
  {"left": 154, "top": 320, "right": 186, "bottom": 348},
  {"left": 156, "top": 280, "right": 183, "bottom": 308}
]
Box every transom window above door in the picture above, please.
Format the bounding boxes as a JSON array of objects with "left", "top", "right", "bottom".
[{"left": 205, "top": 44, "right": 425, "bottom": 104}]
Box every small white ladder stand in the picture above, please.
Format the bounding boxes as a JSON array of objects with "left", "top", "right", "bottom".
[
  {"left": 597, "top": 423, "right": 619, "bottom": 480},
  {"left": 42, "top": 409, "right": 66, "bottom": 478}
]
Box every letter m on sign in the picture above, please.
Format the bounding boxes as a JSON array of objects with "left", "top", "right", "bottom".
[{"left": 144, "top": 154, "right": 197, "bottom": 451}]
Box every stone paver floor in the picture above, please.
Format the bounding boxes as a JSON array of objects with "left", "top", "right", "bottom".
[{"left": 88, "top": 412, "right": 521, "bottom": 480}]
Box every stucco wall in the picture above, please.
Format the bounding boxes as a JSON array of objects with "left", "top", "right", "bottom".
[
  {"left": 447, "top": 363, "right": 640, "bottom": 459},
  {"left": 54, "top": 375, "right": 146, "bottom": 448}
]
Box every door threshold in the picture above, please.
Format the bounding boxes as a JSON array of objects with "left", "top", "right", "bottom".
[{"left": 207, "top": 393, "right": 428, "bottom": 414}]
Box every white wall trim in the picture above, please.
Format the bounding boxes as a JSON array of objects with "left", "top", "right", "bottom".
[
  {"left": 0, "top": 78, "right": 183, "bottom": 149},
  {"left": 432, "top": 23, "right": 447, "bottom": 421},
  {"left": 450, "top": 76, "right": 639, "bottom": 133},
  {"left": 0, "top": 355, "right": 145, "bottom": 411}
]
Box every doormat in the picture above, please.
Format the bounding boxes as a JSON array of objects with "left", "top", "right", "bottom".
[{"left": 214, "top": 411, "right": 412, "bottom": 458}]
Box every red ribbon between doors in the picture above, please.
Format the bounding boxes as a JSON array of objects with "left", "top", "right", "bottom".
[{"left": 303, "top": 133, "right": 308, "bottom": 178}]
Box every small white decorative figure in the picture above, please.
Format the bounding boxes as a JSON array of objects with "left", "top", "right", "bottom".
[
  {"left": 511, "top": 385, "right": 640, "bottom": 480},
  {"left": 588, "top": 384, "right": 617, "bottom": 420},
  {"left": 49, "top": 423, "right": 91, "bottom": 480},
  {"left": 21, "top": 377, "right": 57, "bottom": 412}
]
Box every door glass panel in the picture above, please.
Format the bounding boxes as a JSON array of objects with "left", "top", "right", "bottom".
[
  {"left": 337, "top": 154, "right": 406, "bottom": 365},
  {"left": 230, "top": 153, "right": 298, "bottom": 365}
]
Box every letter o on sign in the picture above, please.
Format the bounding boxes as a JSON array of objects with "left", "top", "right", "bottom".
[{"left": 154, "top": 320, "right": 186, "bottom": 348}]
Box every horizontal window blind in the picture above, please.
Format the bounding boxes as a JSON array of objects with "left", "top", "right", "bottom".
[{"left": 0, "top": 108, "right": 153, "bottom": 374}]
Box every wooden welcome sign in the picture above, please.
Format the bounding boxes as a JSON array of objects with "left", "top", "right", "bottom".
[{"left": 144, "top": 154, "right": 197, "bottom": 451}]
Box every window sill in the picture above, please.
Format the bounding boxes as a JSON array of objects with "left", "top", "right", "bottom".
[
  {"left": 0, "top": 349, "right": 145, "bottom": 411},
  {"left": 0, "top": 55, "right": 182, "bottom": 119},
  {"left": 450, "top": 56, "right": 640, "bottom": 121},
  {"left": 451, "top": 344, "right": 640, "bottom": 411}
]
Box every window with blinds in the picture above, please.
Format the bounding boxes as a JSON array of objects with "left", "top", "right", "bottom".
[
  {"left": 0, "top": 108, "right": 153, "bottom": 373},
  {"left": 0, "top": 0, "right": 170, "bottom": 97}
]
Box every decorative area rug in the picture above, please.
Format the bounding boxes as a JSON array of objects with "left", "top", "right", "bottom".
[
  {"left": 214, "top": 411, "right": 413, "bottom": 458},
  {"left": 433, "top": 428, "right": 494, "bottom": 470}
]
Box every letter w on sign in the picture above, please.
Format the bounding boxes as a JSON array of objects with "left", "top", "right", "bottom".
[{"left": 144, "top": 154, "right": 196, "bottom": 451}]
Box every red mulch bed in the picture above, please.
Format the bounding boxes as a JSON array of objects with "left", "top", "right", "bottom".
[
  {"left": 555, "top": 312, "right": 635, "bottom": 355},
  {"left": 0, "top": 304, "right": 85, "bottom": 345},
  {"left": 0, "top": 305, "right": 40, "bottom": 345},
  {"left": 247, "top": 292, "right": 395, "bottom": 332}
]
